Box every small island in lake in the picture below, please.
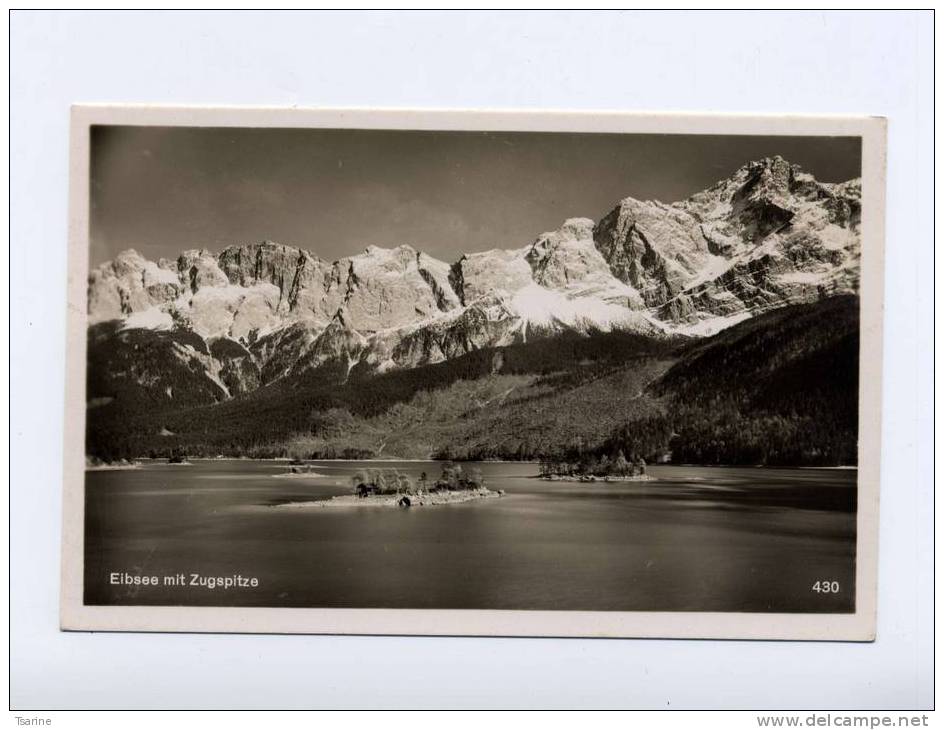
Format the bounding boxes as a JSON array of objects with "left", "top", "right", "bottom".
[
  {"left": 273, "top": 463, "right": 330, "bottom": 478},
  {"left": 278, "top": 463, "right": 503, "bottom": 509},
  {"left": 166, "top": 448, "right": 193, "bottom": 465},
  {"left": 85, "top": 456, "right": 140, "bottom": 471},
  {"left": 540, "top": 450, "right": 654, "bottom": 482}
]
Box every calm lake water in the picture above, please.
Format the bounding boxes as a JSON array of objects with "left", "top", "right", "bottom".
[{"left": 84, "top": 460, "right": 856, "bottom": 612}]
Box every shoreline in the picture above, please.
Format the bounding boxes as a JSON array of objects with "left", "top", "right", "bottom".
[
  {"left": 88, "top": 456, "right": 860, "bottom": 471},
  {"left": 85, "top": 462, "right": 141, "bottom": 472}
]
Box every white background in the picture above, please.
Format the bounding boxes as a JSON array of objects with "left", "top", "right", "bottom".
[{"left": 9, "top": 10, "right": 934, "bottom": 710}]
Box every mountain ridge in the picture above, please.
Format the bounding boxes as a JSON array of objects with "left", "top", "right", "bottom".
[{"left": 87, "top": 156, "right": 861, "bottom": 399}]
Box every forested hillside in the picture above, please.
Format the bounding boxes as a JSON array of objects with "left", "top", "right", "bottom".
[
  {"left": 86, "top": 329, "right": 676, "bottom": 460},
  {"left": 86, "top": 297, "right": 860, "bottom": 467},
  {"left": 597, "top": 295, "right": 860, "bottom": 466}
]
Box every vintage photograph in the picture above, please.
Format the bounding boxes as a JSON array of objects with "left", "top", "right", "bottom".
[{"left": 62, "top": 108, "right": 885, "bottom": 639}]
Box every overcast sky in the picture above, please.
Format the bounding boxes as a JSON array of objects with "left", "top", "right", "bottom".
[{"left": 89, "top": 126, "right": 861, "bottom": 266}]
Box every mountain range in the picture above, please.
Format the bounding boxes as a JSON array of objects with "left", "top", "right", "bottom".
[{"left": 86, "top": 156, "right": 862, "bottom": 464}]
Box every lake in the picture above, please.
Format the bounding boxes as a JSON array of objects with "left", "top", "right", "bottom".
[{"left": 84, "top": 460, "right": 856, "bottom": 612}]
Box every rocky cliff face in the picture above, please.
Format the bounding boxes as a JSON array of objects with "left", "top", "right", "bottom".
[
  {"left": 592, "top": 156, "right": 861, "bottom": 332},
  {"left": 87, "top": 156, "right": 860, "bottom": 400}
]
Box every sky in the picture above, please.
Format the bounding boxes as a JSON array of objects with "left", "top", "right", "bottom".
[{"left": 89, "top": 126, "right": 861, "bottom": 266}]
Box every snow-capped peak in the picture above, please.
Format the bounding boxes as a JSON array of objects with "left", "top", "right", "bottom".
[{"left": 88, "top": 156, "right": 861, "bottom": 386}]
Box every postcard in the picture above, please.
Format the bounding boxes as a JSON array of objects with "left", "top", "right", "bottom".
[{"left": 61, "top": 106, "right": 885, "bottom": 639}]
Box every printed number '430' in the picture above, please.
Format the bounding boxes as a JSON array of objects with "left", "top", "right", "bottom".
[{"left": 811, "top": 580, "right": 840, "bottom": 594}]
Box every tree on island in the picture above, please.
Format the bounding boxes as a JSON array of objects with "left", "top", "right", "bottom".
[
  {"left": 351, "top": 468, "right": 417, "bottom": 497},
  {"left": 539, "top": 447, "right": 648, "bottom": 479},
  {"left": 612, "top": 450, "right": 630, "bottom": 476},
  {"left": 431, "top": 463, "right": 485, "bottom": 492},
  {"left": 438, "top": 463, "right": 462, "bottom": 490},
  {"left": 596, "top": 454, "right": 611, "bottom": 477},
  {"left": 349, "top": 464, "right": 487, "bottom": 498},
  {"left": 373, "top": 469, "right": 387, "bottom": 494}
]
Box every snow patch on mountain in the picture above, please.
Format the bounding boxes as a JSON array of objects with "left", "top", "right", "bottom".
[
  {"left": 87, "top": 156, "right": 861, "bottom": 392},
  {"left": 121, "top": 307, "right": 175, "bottom": 331},
  {"left": 672, "top": 311, "right": 754, "bottom": 337},
  {"left": 455, "top": 248, "right": 534, "bottom": 303},
  {"left": 509, "top": 283, "right": 661, "bottom": 333}
]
